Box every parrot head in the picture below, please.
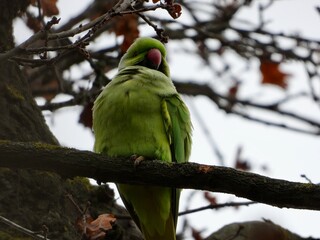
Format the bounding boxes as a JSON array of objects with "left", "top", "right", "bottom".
[{"left": 118, "top": 37, "right": 170, "bottom": 77}]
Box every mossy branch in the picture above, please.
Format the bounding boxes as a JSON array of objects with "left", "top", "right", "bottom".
[{"left": 0, "top": 141, "right": 319, "bottom": 211}]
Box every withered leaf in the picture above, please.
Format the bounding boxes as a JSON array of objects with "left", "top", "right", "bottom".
[
  {"left": 76, "top": 214, "right": 116, "bottom": 240},
  {"left": 260, "top": 61, "right": 290, "bottom": 89}
]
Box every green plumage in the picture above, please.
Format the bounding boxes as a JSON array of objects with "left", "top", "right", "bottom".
[{"left": 93, "top": 37, "right": 192, "bottom": 240}]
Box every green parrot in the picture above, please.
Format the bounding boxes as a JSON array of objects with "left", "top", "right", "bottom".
[{"left": 93, "top": 37, "right": 192, "bottom": 240}]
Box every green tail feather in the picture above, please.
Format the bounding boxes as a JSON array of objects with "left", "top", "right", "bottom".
[{"left": 141, "top": 211, "right": 176, "bottom": 240}]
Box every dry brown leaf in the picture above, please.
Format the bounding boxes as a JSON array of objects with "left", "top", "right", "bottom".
[
  {"left": 225, "top": 82, "right": 240, "bottom": 112},
  {"left": 26, "top": 13, "right": 42, "bottom": 32},
  {"left": 41, "top": 0, "right": 59, "bottom": 16},
  {"left": 228, "top": 83, "right": 238, "bottom": 99},
  {"left": 79, "top": 102, "right": 94, "bottom": 129},
  {"left": 234, "top": 146, "right": 251, "bottom": 171},
  {"left": 29, "top": 0, "right": 59, "bottom": 16},
  {"left": 76, "top": 214, "right": 116, "bottom": 240},
  {"left": 260, "top": 61, "right": 290, "bottom": 89},
  {"left": 167, "top": 3, "right": 182, "bottom": 19},
  {"left": 113, "top": 15, "right": 140, "bottom": 53},
  {"left": 192, "top": 227, "right": 204, "bottom": 240},
  {"left": 203, "top": 192, "right": 217, "bottom": 205},
  {"left": 235, "top": 159, "right": 251, "bottom": 171}
]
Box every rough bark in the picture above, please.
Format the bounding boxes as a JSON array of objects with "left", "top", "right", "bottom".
[
  {"left": 0, "top": 141, "right": 319, "bottom": 211},
  {"left": 0, "top": 1, "right": 141, "bottom": 239}
]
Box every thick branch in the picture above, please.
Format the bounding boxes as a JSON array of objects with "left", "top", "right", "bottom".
[{"left": 0, "top": 141, "right": 319, "bottom": 211}]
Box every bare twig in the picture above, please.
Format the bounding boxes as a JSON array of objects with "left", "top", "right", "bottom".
[
  {"left": 65, "top": 194, "right": 85, "bottom": 215},
  {"left": 0, "top": 215, "right": 50, "bottom": 240},
  {"left": 0, "top": 2, "right": 170, "bottom": 63},
  {"left": 301, "top": 174, "right": 313, "bottom": 184},
  {"left": 179, "top": 201, "right": 258, "bottom": 216},
  {"left": 39, "top": 88, "right": 100, "bottom": 111},
  {"left": 174, "top": 81, "right": 320, "bottom": 135}
]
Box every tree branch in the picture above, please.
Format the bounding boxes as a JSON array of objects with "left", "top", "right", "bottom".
[
  {"left": 0, "top": 215, "right": 49, "bottom": 240},
  {"left": 179, "top": 201, "right": 257, "bottom": 216},
  {"left": 174, "top": 81, "right": 320, "bottom": 135},
  {"left": 0, "top": 141, "right": 319, "bottom": 211}
]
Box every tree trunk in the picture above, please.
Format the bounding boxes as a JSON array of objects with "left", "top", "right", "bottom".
[{"left": 0, "top": 1, "right": 141, "bottom": 239}]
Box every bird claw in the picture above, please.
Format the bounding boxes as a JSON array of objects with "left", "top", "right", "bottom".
[{"left": 130, "top": 155, "right": 145, "bottom": 167}]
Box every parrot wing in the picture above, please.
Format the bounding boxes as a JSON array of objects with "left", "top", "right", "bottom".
[
  {"left": 162, "top": 94, "right": 192, "bottom": 164},
  {"left": 161, "top": 94, "right": 192, "bottom": 226}
]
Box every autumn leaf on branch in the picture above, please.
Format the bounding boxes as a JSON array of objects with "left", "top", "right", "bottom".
[
  {"left": 203, "top": 192, "right": 218, "bottom": 205},
  {"left": 228, "top": 83, "right": 239, "bottom": 99},
  {"left": 151, "top": 0, "right": 182, "bottom": 18},
  {"left": 41, "top": 0, "right": 59, "bottom": 16},
  {"left": 166, "top": 3, "right": 182, "bottom": 19},
  {"left": 30, "top": 0, "right": 59, "bottom": 16},
  {"left": 112, "top": 15, "right": 140, "bottom": 53},
  {"left": 79, "top": 102, "right": 94, "bottom": 129},
  {"left": 225, "top": 81, "right": 240, "bottom": 112},
  {"left": 25, "top": 12, "right": 42, "bottom": 32},
  {"left": 234, "top": 146, "right": 251, "bottom": 171},
  {"left": 192, "top": 227, "right": 204, "bottom": 240},
  {"left": 260, "top": 61, "right": 290, "bottom": 89},
  {"left": 76, "top": 214, "right": 116, "bottom": 240}
]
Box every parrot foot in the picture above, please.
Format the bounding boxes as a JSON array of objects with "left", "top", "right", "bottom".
[{"left": 130, "top": 155, "right": 145, "bottom": 167}]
